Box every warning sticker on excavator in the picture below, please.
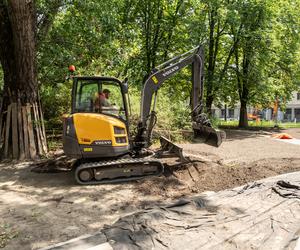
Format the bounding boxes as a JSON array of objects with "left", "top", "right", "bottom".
[
  {"left": 152, "top": 76, "right": 158, "bottom": 84},
  {"left": 83, "top": 147, "right": 93, "bottom": 152}
]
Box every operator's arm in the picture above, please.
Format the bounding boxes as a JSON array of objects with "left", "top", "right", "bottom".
[{"left": 101, "top": 98, "right": 111, "bottom": 107}]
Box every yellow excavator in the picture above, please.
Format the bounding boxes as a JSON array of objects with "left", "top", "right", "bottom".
[{"left": 63, "top": 45, "right": 225, "bottom": 184}]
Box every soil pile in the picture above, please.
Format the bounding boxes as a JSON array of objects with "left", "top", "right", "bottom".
[{"left": 135, "top": 157, "right": 300, "bottom": 198}]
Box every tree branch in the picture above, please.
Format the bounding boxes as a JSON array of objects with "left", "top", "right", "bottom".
[{"left": 36, "top": 0, "right": 65, "bottom": 47}]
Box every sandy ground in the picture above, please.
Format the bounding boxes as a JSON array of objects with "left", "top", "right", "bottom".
[
  {"left": 181, "top": 128, "right": 300, "bottom": 164},
  {"left": 1, "top": 128, "right": 300, "bottom": 249}
]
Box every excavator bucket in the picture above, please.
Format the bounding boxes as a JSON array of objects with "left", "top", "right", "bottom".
[{"left": 192, "top": 123, "right": 226, "bottom": 147}]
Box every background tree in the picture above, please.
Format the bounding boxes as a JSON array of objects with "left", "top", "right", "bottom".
[
  {"left": 0, "top": 0, "right": 64, "bottom": 159},
  {"left": 263, "top": 0, "right": 300, "bottom": 110}
]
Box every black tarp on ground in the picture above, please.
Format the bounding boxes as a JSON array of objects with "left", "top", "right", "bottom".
[{"left": 41, "top": 172, "right": 300, "bottom": 250}]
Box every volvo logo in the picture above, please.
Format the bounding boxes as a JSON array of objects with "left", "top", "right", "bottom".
[
  {"left": 93, "top": 140, "right": 112, "bottom": 145},
  {"left": 162, "top": 66, "right": 179, "bottom": 77}
]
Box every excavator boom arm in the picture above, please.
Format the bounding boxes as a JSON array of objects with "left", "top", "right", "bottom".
[
  {"left": 133, "top": 45, "right": 225, "bottom": 152},
  {"left": 140, "top": 46, "right": 204, "bottom": 122}
]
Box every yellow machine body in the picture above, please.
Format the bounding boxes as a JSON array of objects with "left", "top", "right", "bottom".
[
  {"left": 63, "top": 113, "right": 129, "bottom": 159},
  {"left": 73, "top": 113, "right": 128, "bottom": 146}
]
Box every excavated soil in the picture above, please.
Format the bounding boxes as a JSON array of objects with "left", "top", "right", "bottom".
[{"left": 135, "top": 157, "right": 300, "bottom": 198}]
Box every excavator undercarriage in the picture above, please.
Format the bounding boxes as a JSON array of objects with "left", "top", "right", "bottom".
[
  {"left": 74, "top": 136, "right": 190, "bottom": 184},
  {"left": 75, "top": 157, "right": 164, "bottom": 185}
]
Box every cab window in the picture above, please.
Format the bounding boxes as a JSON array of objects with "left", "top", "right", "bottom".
[
  {"left": 75, "top": 82, "right": 98, "bottom": 112},
  {"left": 74, "top": 79, "right": 126, "bottom": 120}
]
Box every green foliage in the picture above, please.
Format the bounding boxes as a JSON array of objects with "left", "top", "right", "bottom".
[
  {"left": 219, "top": 120, "right": 300, "bottom": 129},
  {"left": 127, "top": 83, "right": 192, "bottom": 132},
  {"left": 31, "top": 0, "right": 300, "bottom": 133},
  {"left": 40, "top": 80, "right": 72, "bottom": 129}
]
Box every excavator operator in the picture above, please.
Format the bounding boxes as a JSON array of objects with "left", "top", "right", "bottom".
[
  {"left": 94, "top": 89, "right": 111, "bottom": 112},
  {"left": 101, "top": 89, "right": 111, "bottom": 107}
]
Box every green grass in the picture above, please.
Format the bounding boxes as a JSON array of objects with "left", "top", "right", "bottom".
[
  {"left": 277, "top": 122, "right": 300, "bottom": 128},
  {"left": 0, "top": 224, "right": 18, "bottom": 248},
  {"left": 218, "top": 120, "right": 300, "bottom": 129}
]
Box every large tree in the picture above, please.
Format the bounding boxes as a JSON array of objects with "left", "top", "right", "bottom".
[
  {"left": 0, "top": 0, "right": 47, "bottom": 160},
  {"left": 226, "top": 0, "right": 270, "bottom": 127}
]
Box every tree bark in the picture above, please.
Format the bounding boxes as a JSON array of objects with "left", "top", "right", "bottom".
[
  {"left": 234, "top": 43, "right": 249, "bottom": 128},
  {"left": 206, "top": 8, "right": 216, "bottom": 115},
  {"left": 205, "top": 94, "right": 214, "bottom": 115},
  {"left": 0, "top": 0, "right": 37, "bottom": 104},
  {"left": 239, "top": 100, "right": 248, "bottom": 127},
  {"left": 0, "top": 0, "right": 47, "bottom": 160}
]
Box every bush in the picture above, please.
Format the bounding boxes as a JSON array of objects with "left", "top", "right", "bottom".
[{"left": 41, "top": 81, "right": 72, "bottom": 130}]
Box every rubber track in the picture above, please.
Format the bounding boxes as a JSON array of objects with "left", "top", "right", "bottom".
[{"left": 75, "top": 158, "right": 164, "bottom": 185}]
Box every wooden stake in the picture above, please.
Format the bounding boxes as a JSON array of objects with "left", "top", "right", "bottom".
[
  {"left": 26, "top": 104, "right": 37, "bottom": 159},
  {"left": 37, "top": 93, "right": 47, "bottom": 146},
  {"left": 4, "top": 104, "right": 12, "bottom": 158},
  {"left": 1, "top": 120, "right": 5, "bottom": 149},
  {"left": 22, "top": 106, "right": 30, "bottom": 159},
  {"left": 33, "top": 103, "right": 43, "bottom": 155},
  {"left": 34, "top": 103, "right": 47, "bottom": 154},
  {"left": 0, "top": 97, "right": 3, "bottom": 145},
  {"left": 11, "top": 103, "right": 19, "bottom": 159},
  {"left": 0, "top": 112, "right": 3, "bottom": 145},
  {"left": 17, "top": 103, "right": 25, "bottom": 160},
  {"left": 37, "top": 104, "right": 48, "bottom": 154}
]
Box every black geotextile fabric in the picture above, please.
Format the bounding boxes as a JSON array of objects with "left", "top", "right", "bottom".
[
  {"left": 44, "top": 172, "right": 300, "bottom": 250},
  {"left": 101, "top": 177, "right": 300, "bottom": 250}
]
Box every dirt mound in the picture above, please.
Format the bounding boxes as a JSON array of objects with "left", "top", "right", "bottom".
[
  {"left": 135, "top": 157, "right": 300, "bottom": 198},
  {"left": 30, "top": 154, "right": 76, "bottom": 173}
]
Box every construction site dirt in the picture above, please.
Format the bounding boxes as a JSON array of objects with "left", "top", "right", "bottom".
[{"left": 1, "top": 128, "right": 300, "bottom": 249}]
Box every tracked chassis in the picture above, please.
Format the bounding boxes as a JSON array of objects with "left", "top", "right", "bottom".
[{"left": 75, "top": 157, "right": 164, "bottom": 185}]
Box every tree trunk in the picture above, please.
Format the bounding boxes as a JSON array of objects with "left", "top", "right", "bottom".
[
  {"left": 234, "top": 42, "right": 249, "bottom": 129},
  {"left": 205, "top": 94, "right": 214, "bottom": 115},
  {"left": 205, "top": 8, "right": 216, "bottom": 114},
  {"left": 239, "top": 100, "right": 248, "bottom": 128},
  {"left": 0, "top": 0, "right": 47, "bottom": 160}
]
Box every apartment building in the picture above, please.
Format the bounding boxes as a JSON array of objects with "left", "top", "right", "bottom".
[
  {"left": 284, "top": 92, "right": 300, "bottom": 122},
  {"left": 212, "top": 91, "right": 300, "bottom": 122}
]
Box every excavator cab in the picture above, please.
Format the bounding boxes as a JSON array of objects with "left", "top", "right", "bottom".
[
  {"left": 72, "top": 77, "right": 128, "bottom": 117},
  {"left": 63, "top": 77, "right": 130, "bottom": 160}
]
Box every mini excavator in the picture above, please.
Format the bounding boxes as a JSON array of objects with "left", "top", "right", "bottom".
[{"left": 63, "top": 45, "right": 225, "bottom": 184}]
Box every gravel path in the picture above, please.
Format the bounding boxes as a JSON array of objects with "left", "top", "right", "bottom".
[{"left": 181, "top": 128, "right": 300, "bottom": 164}]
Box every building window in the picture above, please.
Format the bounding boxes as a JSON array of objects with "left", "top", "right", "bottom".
[
  {"left": 295, "top": 108, "right": 300, "bottom": 115},
  {"left": 285, "top": 108, "right": 292, "bottom": 115},
  {"left": 297, "top": 93, "right": 300, "bottom": 100},
  {"left": 228, "top": 109, "right": 234, "bottom": 118},
  {"left": 284, "top": 108, "right": 292, "bottom": 121},
  {"left": 295, "top": 109, "right": 300, "bottom": 122},
  {"left": 221, "top": 109, "right": 225, "bottom": 118}
]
